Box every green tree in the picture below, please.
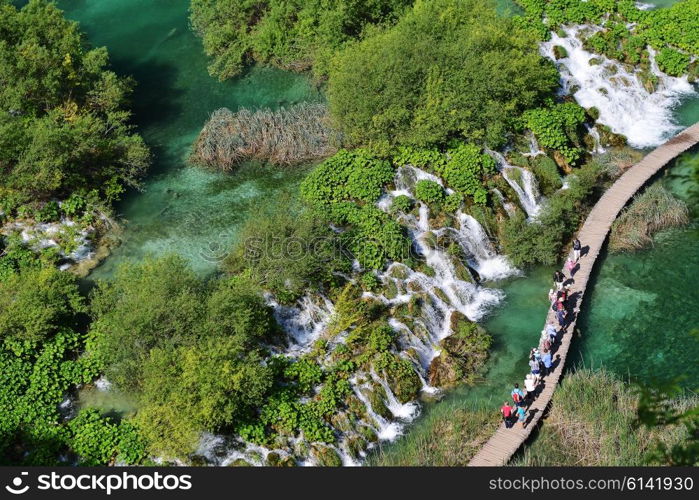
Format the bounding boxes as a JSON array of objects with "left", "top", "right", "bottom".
[
  {"left": 89, "top": 256, "right": 204, "bottom": 391},
  {"left": 190, "top": 0, "right": 412, "bottom": 79},
  {"left": 327, "top": 0, "right": 559, "bottom": 148},
  {"left": 0, "top": 266, "right": 85, "bottom": 351},
  {"left": 0, "top": 0, "right": 149, "bottom": 213}
]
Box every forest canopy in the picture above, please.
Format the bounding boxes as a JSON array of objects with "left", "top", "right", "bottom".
[
  {"left": 189, "top": 0, "right": 413, "bottom": 80},
  {"left": 0, "top": 0, "right": 149, "bottom": 215},
  {"left": 326, "top": 0, "right": 559, "bottom": 148}
]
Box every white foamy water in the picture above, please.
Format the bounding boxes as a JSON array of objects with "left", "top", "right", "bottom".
[
  {"left": 266, "top": 294, "right": 334, "bottom": 354},
  {"left": 487, "top": 150, "right": 543, "bottom": 218},
  {"left": 541, "top": 25, "right": 696, "bottom": 148}
]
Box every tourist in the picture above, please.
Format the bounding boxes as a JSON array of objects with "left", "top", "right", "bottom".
[
  {"left": 500, "top": 401, "right": 514, "bottom": 428},
  {"left": 548, "top": 288, "right": 557, "bottom": 306},
  {"left": 557, "top": 288, "right": 568, "bottom": 305},
  {"left": 573, "top": 237, "right": 582, "bottom": 261},
  {"left": 556, "top": 301, "right": 566, "bottom": 327},
  {"left": 565, "top": 258, "right": 575, "bottom": 273},
  {"left": 553, "top": 270, "right": 565, "bottom": 291},
  {"left": 528, "top": 356, "right": 541, "bottom": 382},
  {"left": 542, "top": 348, "right": 553, "bottom": 375},
  {"left": 546, "top": 323, "right": 557, "bottom": 343},
  {"left": 511, "top": 383, "right": 525, "bottom": 407},
  {"left": 516, "top": 405, "right": 527, "bottom": 428},
  {"left": 530, "top": 347, "right": 541, "bottom": 362},
  {"left": 542, "top": 336, "right": 552, "bottom": 351},
  {"left": 524, "top": 373, "right": 537, "bottom": 402}
]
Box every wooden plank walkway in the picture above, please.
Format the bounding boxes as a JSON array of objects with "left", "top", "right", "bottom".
[{"left": 469, "top": 122, "right": 699, "bottom": 466}]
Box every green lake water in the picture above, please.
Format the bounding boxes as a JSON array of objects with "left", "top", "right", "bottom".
[
  {"left": 54, "top": 0, "right": 698, "bottom": 455},
  {"left": 56, "top": 0, "right": 321, "bottom": 278}
]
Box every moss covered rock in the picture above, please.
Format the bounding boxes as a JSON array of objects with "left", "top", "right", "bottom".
[
  {"left": 311, "top": 445, "right": 343, "bottom": 467},
  {"left": 553, "top": 45, "right": 568, "bottom": 60},
  {"left": 428, "top": 317, "right": 491, "bottom": 388}
]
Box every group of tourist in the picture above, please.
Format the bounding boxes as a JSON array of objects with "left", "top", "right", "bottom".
[{"left": 499, "top": 238, "right": 582, "bottom": 430}]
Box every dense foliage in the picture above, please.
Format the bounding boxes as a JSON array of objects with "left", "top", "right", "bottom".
[
  {"left": 300, "top": 149, "right": 411, "bottom": 269},
  {"left": 189, "top": 0, "right": 412, "bottom": 79},
  {"left": 89, "top": 256, "right": 278, "bottom": 458},
  {"left": 522, "top": 101, "right": 587, "bottom": 166},
  {"left": 0, "top": 0, "right": 149, "bottom": 217},
  {"left": 327, "top": 0, "right": 559, "bottom": 148},
  {"left": 516, "top": 0, "right": 699, "bottom": 78},
  {"left": 0, "top": 259, "right": 146, "bottom": 465},
  {"left": 225, "top": 199, "right": 350, "bottom": 303},
  {"left": 501, "top": 160, "right": 605, "bottom": 266}
]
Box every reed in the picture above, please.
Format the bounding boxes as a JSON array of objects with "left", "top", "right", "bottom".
[
  {"left": 512, "top": 369, "right": 695, "bottom": 466},
  {"left": 610, "top": 184, "right": 689, "bottom": 253},
  {"left": 190, "top": 102, "right": 340, "bottom": 169}
]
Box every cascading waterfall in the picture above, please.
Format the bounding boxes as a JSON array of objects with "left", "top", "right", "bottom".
[
  {"left": 541, "top": 25, "right": 696, "bottom": 148},
  {"left": 487, "top": 150, "right": 543, "bottom": 218},
  {"left": 199, "top": 165, "right": 521, "bottom": 465}
]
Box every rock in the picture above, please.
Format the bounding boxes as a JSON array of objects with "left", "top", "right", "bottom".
[
  {"left": 586, "top": 107, "right": 600, "bottom": 121},
  {"left": 267, "top": 452, "right": 295, "bottom": 467},
  {"left": 553, "top": 45, "right": 568, "bottom": 60},
  {"left": 588, "top": 57, "right": 602, "bottom": 66},
  {"left": 228, "top": 459, "right": 252, "bottom": 467},
  {"left": 310, "top": 445, "right": 342, "bottom": 467},
  {"left": 364, "top": 385, "right": 392, "bottom": 420},
  {"left": 552, "top": 150, "right": 572, "bottom": 174}
]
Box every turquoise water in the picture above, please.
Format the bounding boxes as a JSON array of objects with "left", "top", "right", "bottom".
[
  {"left": 574, "top": 154, "right": 699, "bottom": 389},
  {"left": 55, "top": 0, "right": 697, "bottom": 459},
  {"left": 56, "top": 0, "right": 320, "bottom": 277}
]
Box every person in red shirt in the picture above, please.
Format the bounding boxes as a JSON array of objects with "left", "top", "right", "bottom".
[{"left": 500, "top": 401, "right": 514, "bottom": 428}]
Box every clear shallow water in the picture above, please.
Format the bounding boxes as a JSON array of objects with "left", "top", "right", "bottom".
[
  {"left": 56, "top": 0, "right": 321, "bottom": 277},
  {"left": 574, "top": 154, "right": 699, "bottom": 389}
]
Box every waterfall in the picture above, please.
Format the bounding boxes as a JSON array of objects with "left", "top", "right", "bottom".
[
  {"left": 266, "top": 294, "right": 334, "bottom": 354},
  {"left": 541, "top": 25, "right": 696, "bottom": 148},
  {"left": 201, "top": 164, "right": 520, "bottom": 466},
  {"left": 487, "top": 150, "right": 543, "bottom": 218}
]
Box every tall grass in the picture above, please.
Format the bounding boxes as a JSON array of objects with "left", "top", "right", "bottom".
[
  {"left": 610, "top": 184, "right": 689, "bottom": 253},
  {"left": 512, "top": 369, "right": 695, "bottom": 466},
  {"left": 190, "top": 102, "right": 340, "bottom": 169},
  {"left": 369, "top": 404, "right": 499, "bottom": 466}
]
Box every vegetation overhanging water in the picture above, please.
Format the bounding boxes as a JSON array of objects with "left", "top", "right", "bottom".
[{"left": 44, "top": 0, "right": 699, "bottom": 463}]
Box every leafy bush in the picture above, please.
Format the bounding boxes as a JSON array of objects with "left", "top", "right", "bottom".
[
  {"left": 523, "top": 102, "right": 586, "bottom": 165},
  {"left": 0, "top": 0, "right": 149, "bottom": 214},
  {"left": 655, "top": 48, "right": 691, "bottom": 77},
  {"left": 328, "top": 0, "right": 559, "bottom": 147},
  {"left": 190, "top": 0, "right": 412, "bottom": 79},
  {"left": 443, "top": 193, "right": 464, "bottom": 213},
  {"left": 225, "top": 200, "right": 349, "bottom": 303},
  {"left": 300, "top": 149, "right": 394, "bottom": 207},
  {"left": 391, "top": 194, "right": 414, "bottom": 214},
  {"left": 437, "top": 144, "right": 496, "bottom": 204},
  {"left": 531, "top": 155, "right": 563, "bottom": 196},
  {"left": 501, "top": 161, "right": 604, "bottom": 266},
  {"left": 414, "top": 180, "right": 445, "bottom": 205}
]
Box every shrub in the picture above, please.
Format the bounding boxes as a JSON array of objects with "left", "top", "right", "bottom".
[
  {"left": 655, "top": 48, "right": 691, "bottom": 77},
  {"left": 531, "top": 155, "right": 563, "bottom": 196},
  {"left": 522, "top": 102, "right": 587, "bottom": 166},
  {"left": 437, "top": 144, "right": 496, "bottom": 204},
  {"left": 443, "top": 193, "right": 464, "bottom": 213},
  {"left": 414, "top": 180, "right": 445, "bottom": 205},
  {"left": 391, "top": 194, "right": 414, "bottom": 214},
  {"left": 300, "top": 149, "right": 394, "bottom": 207},
  {"left": 327, "top": 0, "right": 559, "bottom": 147}
]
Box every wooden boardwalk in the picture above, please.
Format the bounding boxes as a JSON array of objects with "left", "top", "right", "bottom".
[{"left": 469, "top": 122, "right": 699, "bottom": 466}]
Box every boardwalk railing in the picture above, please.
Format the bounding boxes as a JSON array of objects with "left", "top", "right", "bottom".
[{"left": 468, "top": 123, "right": 699, "bottom": 466}]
